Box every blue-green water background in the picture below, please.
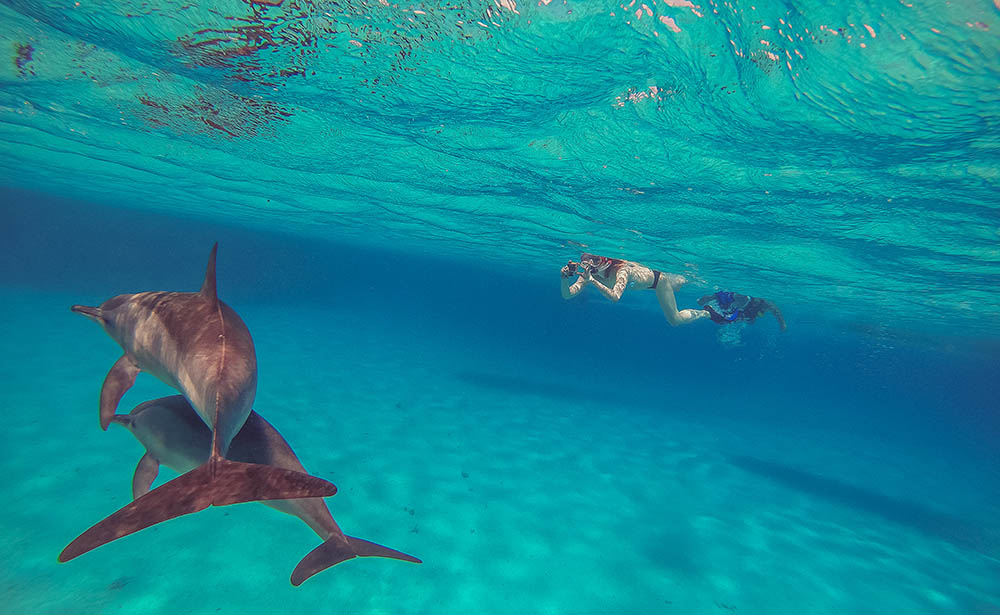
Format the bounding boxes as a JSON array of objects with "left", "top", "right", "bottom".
[{"left": 2, "top": 0, "right": 1000, "bottom": 612}]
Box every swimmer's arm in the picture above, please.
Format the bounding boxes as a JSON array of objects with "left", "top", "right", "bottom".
[
  {"left": 763, "top": 300, "right": 787, "bottom": 331},
  {"left": 561, "top": 275, "right": 588, "bottom": 299},
  {"left": 590, "top": 270, "right": 628, "bottom": 302}
]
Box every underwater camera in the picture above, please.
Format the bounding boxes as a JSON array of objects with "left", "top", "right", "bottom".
[{"left": 565, "top": 261, "right": 597, "bottom": 277}]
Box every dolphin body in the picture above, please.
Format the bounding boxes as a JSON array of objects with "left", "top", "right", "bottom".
[
  {"left": 111, "top": 395, "right": 421, "bottom": 585},
  {"left": 61, "top": 244, "right": 336, "bottom": 563}
]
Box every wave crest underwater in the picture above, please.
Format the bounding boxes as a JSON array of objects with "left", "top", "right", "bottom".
[{"left": 1, "top": 0, "right": 998, "bottom": 334}]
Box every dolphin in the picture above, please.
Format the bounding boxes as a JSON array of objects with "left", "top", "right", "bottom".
[
  {"left": 61, "top": 244, "right": 336, "bottom": 563},
  {"left": 110, "top": 395, "right": 421, "bottom": 584}
]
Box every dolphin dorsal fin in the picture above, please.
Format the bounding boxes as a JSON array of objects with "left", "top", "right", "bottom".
[{"left": 200, "top": 243, "right": 219, "bottom": 304}]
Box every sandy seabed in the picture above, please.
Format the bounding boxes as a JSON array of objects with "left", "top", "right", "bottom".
[{"left": 1, "top": 290, "right": 997, "bottom": 615}]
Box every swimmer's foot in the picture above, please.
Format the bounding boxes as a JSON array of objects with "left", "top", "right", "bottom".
[{"left": 703, "top": 306, "right": 726, "bottom": 324}]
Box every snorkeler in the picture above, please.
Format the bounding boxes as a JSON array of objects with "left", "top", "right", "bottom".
[
  {"left": 560, "top": 253, "right": 709, "bottom": 326},
  {"left": 697, "top": 291, "right": 787, "bottom": 331}
]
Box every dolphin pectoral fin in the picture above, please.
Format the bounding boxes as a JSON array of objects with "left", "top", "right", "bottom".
[
  {"left": 100, "top": 355, "right": 140, "bottom": 430},
  {"left": 59, "top": 457, "right": 337, "bottom": 562},
  {"left": 289, "top": 535, "right": 422, "bottom": 586},
  {"left": 132, "top": 453, "right": 159, "bottom": 500}
]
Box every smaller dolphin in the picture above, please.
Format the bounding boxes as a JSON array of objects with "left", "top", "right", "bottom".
[{"left": 111, "top": 395, "right": 421, "bottom": 585}]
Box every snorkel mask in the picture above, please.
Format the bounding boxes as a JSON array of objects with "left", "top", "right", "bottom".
[{"left": 580, "top": 253, "right": 611, "bottom": 275}]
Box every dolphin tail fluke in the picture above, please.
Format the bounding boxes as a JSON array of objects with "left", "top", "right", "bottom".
[
  {"left": 290, "top": 535, "right": 422, "bottom": 586},
  {"left": 207, "top": 456, "right": 338, "bottom": 506},
  {"left": 347, "top": 536, "right": 422, "bottom": 564},
  {"left": 290, "top": 537, "right": 357, "bottom": 586},
  {"left": 59, "top": 458, "right": 337, "bottom": 563},
  {"left": 59, "top": 462, "right": 215, "bottom": 563}
]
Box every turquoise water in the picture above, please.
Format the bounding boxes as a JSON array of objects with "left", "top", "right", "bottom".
[{"left": 2, "top": 0, "right": 1000, "bottom": 613}]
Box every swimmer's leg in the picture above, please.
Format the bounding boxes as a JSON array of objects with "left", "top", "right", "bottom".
[
  {"left": 664, "top": 273, "right": 690, "bottom": 289},
  {"left": 656, "top": 278, "right": 708, "bottom": 326}
]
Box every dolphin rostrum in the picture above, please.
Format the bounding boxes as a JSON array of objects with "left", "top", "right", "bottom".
[
  {"left": 61, "top": 244, "right": 336, "bottom": 562},
  {"left": 110, "top": 395, "right": 421, "bottom": 584}
]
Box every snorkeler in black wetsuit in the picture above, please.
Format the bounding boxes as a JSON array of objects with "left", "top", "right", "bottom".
[{"left": 697, "top": 291, "right": 787, "bottom": 331}]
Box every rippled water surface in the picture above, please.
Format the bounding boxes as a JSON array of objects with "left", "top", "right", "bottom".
[{"left": 2, "top": 0, "right": 998, "bottom": 334}]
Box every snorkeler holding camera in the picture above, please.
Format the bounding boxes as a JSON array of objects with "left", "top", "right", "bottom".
[
  {"left": 560, "top": 253, "right": 786, "bottom": 331},
  {"left": 560, "top": 253, "right": 709, "bottom": 326}
]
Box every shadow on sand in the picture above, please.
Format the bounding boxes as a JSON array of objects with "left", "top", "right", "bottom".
[{"left": 728, "top": 454, "right": 998, "bottom": 557}]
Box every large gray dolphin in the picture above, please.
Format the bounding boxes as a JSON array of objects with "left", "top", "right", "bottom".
[
  {"left": 111, "top": 395, "right": 421, "bottom": 585},
  {"left": 61, "top": 244, "right": 336, "bottom": 562}
]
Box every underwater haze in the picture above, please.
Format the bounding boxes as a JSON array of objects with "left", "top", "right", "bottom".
[{"left": 1, "top": 0, "right": 999, "bottom": 613}]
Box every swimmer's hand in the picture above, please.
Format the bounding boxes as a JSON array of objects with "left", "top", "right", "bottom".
[{"left": 562, "top": 261, "right": 590, "bottom": 280}]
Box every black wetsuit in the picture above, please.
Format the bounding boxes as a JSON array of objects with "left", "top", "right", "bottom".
[{"left": 699, "top": 291, "right": 767, "bottom": 325}]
